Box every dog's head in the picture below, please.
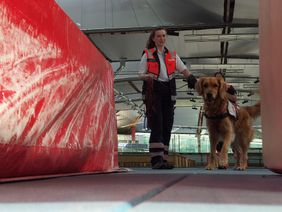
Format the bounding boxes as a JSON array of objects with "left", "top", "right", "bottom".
[{"left": 195, "top": 77, "right": 227, "bottom": 103}]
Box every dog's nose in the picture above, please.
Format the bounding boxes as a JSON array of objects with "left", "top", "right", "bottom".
[{"left": 207, "top": 93, "right": 213, "bottom": 99}]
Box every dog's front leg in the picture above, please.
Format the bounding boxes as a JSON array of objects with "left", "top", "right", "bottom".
[
  {"left": 218, "top": 134, "right": 233, "bottom": 169},
  {"left": 206, "top": 136, "right": 218, "bottom": 170}
]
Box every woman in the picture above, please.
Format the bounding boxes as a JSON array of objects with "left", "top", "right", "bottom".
[{"left": 138, "top": 28, "right": 196, "bottom": 169}]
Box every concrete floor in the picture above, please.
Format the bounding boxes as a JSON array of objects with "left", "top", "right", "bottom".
[{"left": 1, "top": 167, "right": 282, "bottom": 212}]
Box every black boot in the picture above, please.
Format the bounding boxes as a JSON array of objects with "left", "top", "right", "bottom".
[
  {"left": 163, "top": 160, "right": 174, "bottom": 169},
  {"left": 151, "top": 156, "right": 174, "bottom": 169},
  {"left": 151, "top": 156, "right": 163, "bottom": 169}
]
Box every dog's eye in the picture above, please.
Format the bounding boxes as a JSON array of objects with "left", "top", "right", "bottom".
[
  {"left": 213, "top": 84, "right": 218, "bottom": 88},
  {"left": 204, "top": 84, "right": 208, "bottom": 88}
]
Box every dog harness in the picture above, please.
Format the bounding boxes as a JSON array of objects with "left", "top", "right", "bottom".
[
  {"left": 204, "top": 101, "right": 237, "bottom": 120},
  {"left": 204, "top": 112, "right": 229, "bottom": 120}
]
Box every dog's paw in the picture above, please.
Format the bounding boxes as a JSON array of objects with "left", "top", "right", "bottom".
[
  {"left": 235, "top": 166, "right": 247, "bottom": 171},
  {"left": 234, "top": 162, "right": 247, "bottom": 171},
  {"left": 218, "top": 157, "right": 229, "bottom": 169},
  {"left": 205, "top": 164, "right": 217, "bottom": 170},
  {"left": 218, "top": 165, "right": 227, "bottom": 169}
]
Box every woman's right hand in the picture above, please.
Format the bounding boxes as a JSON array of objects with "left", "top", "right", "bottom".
[{"left": 187, "top": 74, "right": 197, "bottom": 89}]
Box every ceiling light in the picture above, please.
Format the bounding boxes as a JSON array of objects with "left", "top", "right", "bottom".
[
  {"left": 184, "top": 33, "right": 259, "bottom": 42},
  {"left": 190, "top": 64, "right": 259, "bottom": 70},
  {"left": 242, "top": 100, "right": 249, "bottom": 104},
  {"left": 192, "top": 105, "right": 198, "bottom": 110},
  {"left": 243, "top": 83, "right": 259, "bottom": 88},
  {"left": 190, "top": 99, "right": 196, "bottom": 102},
  {"left": 224, "top": 69, "right": 244, "bottom": 74},
  {"left": 187, "top": 92, "right": 194, "bottom": 96}
]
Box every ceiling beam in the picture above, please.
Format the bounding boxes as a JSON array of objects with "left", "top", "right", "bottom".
[
  {"left": 128, "top": 81, "right": 141, "bottom": 93},
  {"left": 83, "top": 23, "right": 258, "bottom": 35}
]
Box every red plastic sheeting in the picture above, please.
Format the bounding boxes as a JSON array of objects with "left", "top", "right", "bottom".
[
  {"left": 260, "top": 0, "right": 282, "bottom": 174},
  {"left": 0, "top": 0, "right": 118, "bottom": 179}
]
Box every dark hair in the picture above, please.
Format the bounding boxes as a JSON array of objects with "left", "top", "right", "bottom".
[{"left": 146, "top": 27, "right": 167, "bottom": 49}]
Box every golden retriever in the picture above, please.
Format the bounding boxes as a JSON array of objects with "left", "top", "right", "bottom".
[{"left": 196, "top": 77, "right": 260, "bottom": 170}]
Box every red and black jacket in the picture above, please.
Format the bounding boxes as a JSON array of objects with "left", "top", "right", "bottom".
[
  {"left": 144, "top": 47, "right": 176, "bottom": 79},
  {"left": 142, "top": 47, "right": 177, "bottom": 102}
]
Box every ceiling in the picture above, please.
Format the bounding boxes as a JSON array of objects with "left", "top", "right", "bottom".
[{"left": 56, "top": 0, "right": 260, "bottom": 134}]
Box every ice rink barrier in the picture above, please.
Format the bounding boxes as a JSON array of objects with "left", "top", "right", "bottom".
[{"left": 0, "top": 0, "right": 118, "bottom": 179}]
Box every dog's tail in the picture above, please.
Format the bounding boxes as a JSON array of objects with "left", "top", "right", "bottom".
[{"left": 244, "top": 101, "right": 261, "bottom": 119}]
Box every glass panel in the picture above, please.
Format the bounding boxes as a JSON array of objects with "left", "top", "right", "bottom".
[{"left": 118, "top": 133, "right": 262, "bottom": 153}]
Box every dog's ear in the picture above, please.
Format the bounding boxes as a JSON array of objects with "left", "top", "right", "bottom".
[
  {"left": 195, "top": 77, "right": 204, "bottom": 96},
  {"left": 218, "top": 77, "right": 227, "bottom": 99}
]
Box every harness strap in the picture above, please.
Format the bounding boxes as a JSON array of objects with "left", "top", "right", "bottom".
[{"left": 204, "top": 112, "right": 229, "bottom": 120}]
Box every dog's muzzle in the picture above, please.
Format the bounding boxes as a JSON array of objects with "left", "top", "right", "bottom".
[{"left": 206, "top": 93, "right": 215, "bottom": 102}]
